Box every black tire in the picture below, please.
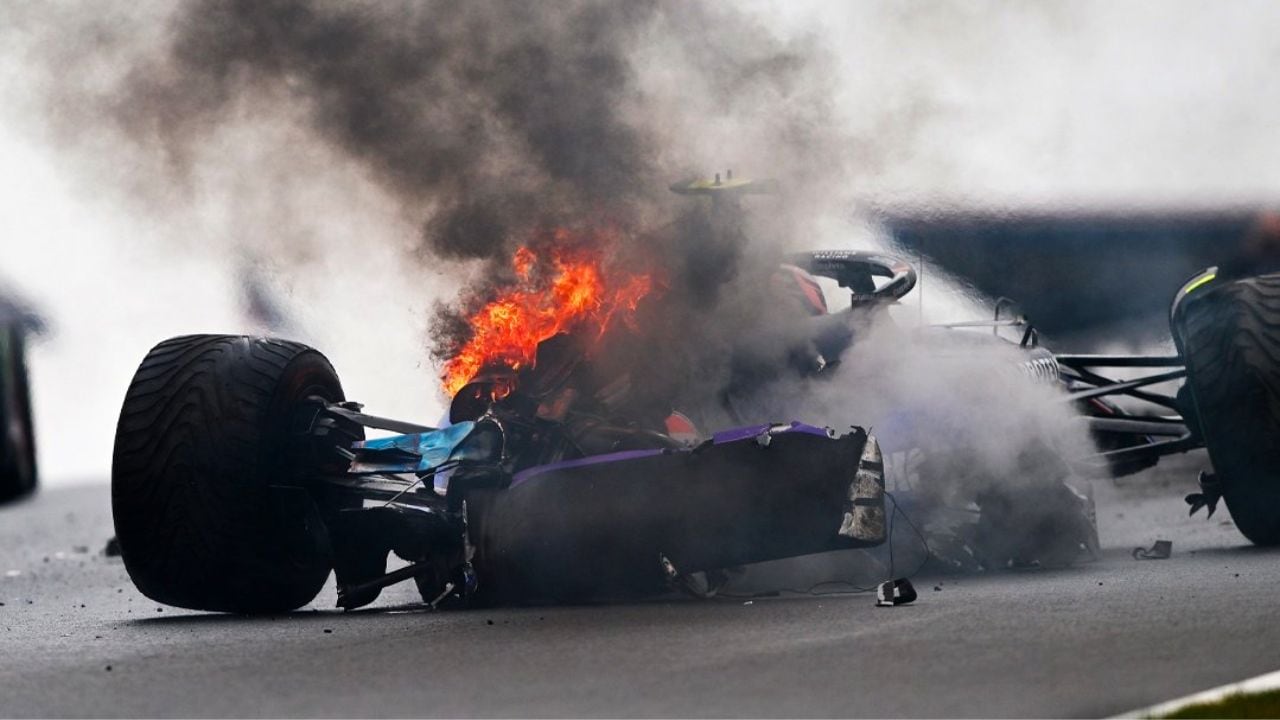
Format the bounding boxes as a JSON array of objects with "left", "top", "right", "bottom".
[
  {"left": 0, "top": 325, "right": 37, "bottom": 502},
  {"left": 1177, "top": 272, "right": 1280, "bottom": 545},
  {"left": 112, "top": 335, "right": 349, "bottom": 612}
]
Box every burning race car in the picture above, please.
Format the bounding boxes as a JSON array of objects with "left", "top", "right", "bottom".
[{"left": 109, "top": 179, "right": 1279, "bottom": 613}]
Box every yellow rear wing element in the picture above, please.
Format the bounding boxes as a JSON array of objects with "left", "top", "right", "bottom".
[{"left": 669, "top": 172, "right": 778, "bottom": 196}]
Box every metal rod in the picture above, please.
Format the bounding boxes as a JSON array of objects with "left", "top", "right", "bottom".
[
  {"left": 336, "top": 562, "right": 431, "bottom": 609},
  {"left": 1065, "top": 368, "right": 1187, "bottom": 403},
  {"left": 381, "top": 477, "right": 425, "bottom": 508},
  {"left": 1084, "top": 434, "right": 1200, "bottom": 465},
  {"left": 324, "top": 405, "right": 437, "bottom": 435},
  {"left": 1062, "top": 366, "right": 1182, "bottom": 411},
  {"left": 1020, "top": 323, "right": 1036, "bottom": 348},
  {"left": 1083, "top": 417, "right": 1189, "bottom": 436},
  {"left": 320, "top": 475, "right": 444, "bottom": 508},
  {"left": 936, "top": 319, "right": 1026, "bottom": 329},
  {"left": 1056, "top": 354, "right": 1185, "bottom": 368}
]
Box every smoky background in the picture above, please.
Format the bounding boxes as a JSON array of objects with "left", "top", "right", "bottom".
[{"left": 2, "top": 0, "right": 1279, "bottom": 484}]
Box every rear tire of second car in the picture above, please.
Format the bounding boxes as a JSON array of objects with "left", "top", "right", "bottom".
[{"left": 1177, "top": 272, "right": 1280, "bottom": 545}]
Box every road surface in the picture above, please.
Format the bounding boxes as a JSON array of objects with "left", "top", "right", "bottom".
[{"left": 2, "top": 452, "right": 1279, "bottom": 717}]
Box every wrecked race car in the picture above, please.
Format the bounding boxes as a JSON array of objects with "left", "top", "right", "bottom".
[
  {"left": 1052, "top": 263, "right": 1280, "bottom": 547},
  {"left": 108, "top": 178, "right": 1280, "bottom": 614},
  {"left": 106, "top": 253, "right": 1096, "bottom": 612},
  {"left": 108, "top": 179, "right": 1104, "bottom": 614},
  {"left": 109, "top": 331, "right": 889, "bottom": 613},
  {"left": 780, "top": 233, "right": 1280, "bottom": 553},
  {"left": 774, "top": 246, "right": 1280, "bottom": 555}
]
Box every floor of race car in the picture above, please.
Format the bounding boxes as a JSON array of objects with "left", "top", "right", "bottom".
[{"left": 2, "top": 450, "right": 1279, "bottom": 718}]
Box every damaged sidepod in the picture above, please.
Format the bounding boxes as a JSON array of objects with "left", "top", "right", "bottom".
[
  {"left": 839, "top": 433, "right": 887, "bottom": 544},
  {"left": 469, "top": 423, "right": 888, "bottom": 604}
]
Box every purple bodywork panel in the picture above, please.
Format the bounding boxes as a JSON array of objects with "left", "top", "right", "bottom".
[{"left": 710, "top": 421, "right": 833, "bottom": 444}]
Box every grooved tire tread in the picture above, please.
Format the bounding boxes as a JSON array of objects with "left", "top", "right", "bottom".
[
  {"left": 1180, "top": 273, "right": 1280, "bottom": 545},
  {"left": 111, "top": 334, "right": 344, "bottom": 612}
]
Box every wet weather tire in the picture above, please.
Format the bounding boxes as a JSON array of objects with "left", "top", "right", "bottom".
[
  {"left": 1178, "top": 272, "right": 1280, "bottom": 545},
  {"left": 0, "top": 325, "right": 36, "bottom": 502},
  {"left": 112, "top": 335, "right": 348, "bottom": 612}
]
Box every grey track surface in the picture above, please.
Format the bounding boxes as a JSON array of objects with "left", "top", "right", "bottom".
[{"left": 3, "top": 452, "right": 1279, "bottom": 718}]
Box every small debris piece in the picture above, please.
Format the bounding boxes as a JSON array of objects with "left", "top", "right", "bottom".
[
  {"left": 1186, "top": 471, "right": 1222, "bottom": 518},
  {"left": 1132, "top": 540, "right": 1172, "bottom": 560},
  {"left": 102, "top": 537, "right": 122, "bottom": 557},
  {"left": 105, "top": 666, "right": 112, "bottom": 672},
  {"left": 743, "top": 601, "right": 754, "bottom": 606},
  {"left": 933, "top": 585, "right": 942, "bottom": 592},
  {"left": 155, "top": 608, "right": 163, "bottom": 613},
  {"left": 875, "top": 578, "right": 917, "bottom": 607},
  {"left": 323, "top": 628, "right": 333, "bottom": 634},
  {"left": 3, "top": 570, "right": 18, "bottom": 578},
  {"left": 486, "top": 620, "right": 494, "bottom": 625}
]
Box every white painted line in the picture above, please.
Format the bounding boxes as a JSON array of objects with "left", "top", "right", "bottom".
[{"left": 1114, "top": 668, "right": 1280, "bottom": 718}]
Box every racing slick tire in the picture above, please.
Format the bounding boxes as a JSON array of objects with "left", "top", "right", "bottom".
[
  {"left": 0, "top": 325, "right": 36, "bottom": 502},
  {"left": 112, "top": 334, "right": 349, "bottom": 612},
  {"left": 1176, "top": 272, "right": 1280, "bottom": 545}
]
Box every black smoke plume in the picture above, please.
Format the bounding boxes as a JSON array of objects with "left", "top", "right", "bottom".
[{"left": 39, "top": 0, "right": 840, "bottom": 408}]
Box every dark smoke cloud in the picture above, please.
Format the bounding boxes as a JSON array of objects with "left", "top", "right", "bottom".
[
  {"left": 31, "top": 0, "right": 844, "bottom": 395},
  {"left": 109, "top": 0, "right": 661, "bottom": 261},
  {"left": 62, "top": 0, "right": 839, "bottom": 262}
]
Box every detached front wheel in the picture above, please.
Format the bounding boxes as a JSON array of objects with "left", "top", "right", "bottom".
[{"left": 112, "top": 335, "right": 351, "bottom": 612}]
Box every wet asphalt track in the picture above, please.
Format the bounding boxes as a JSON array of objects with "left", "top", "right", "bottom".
[{"left": 2, "top": 451, "right": 1279, "bottom": 718}]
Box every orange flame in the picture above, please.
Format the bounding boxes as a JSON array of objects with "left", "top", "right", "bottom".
[{"left": 441, "top": 233, "right": 654, "bottom": 396}]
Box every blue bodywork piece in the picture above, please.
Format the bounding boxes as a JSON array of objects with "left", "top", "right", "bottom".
[{"left": 350, "top": 421, "right": 477, "bottom": 474}]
